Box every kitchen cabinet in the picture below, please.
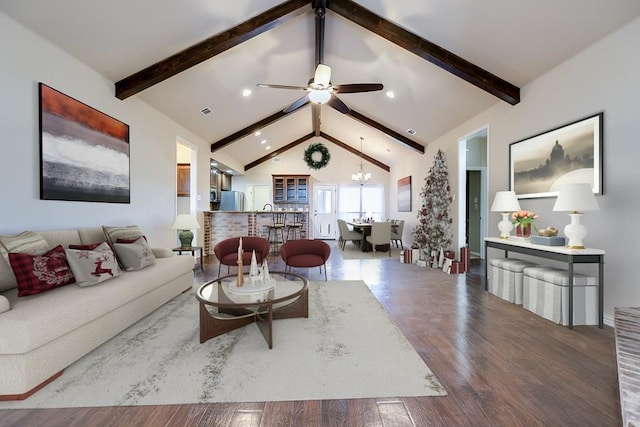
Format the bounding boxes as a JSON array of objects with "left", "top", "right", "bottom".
[
  {"left": 220, "top": 173, "right": 232, "bottom": 191},
  {"left": 273, "top": 175, "right": 309, "bottom": 204},
  {"left": 177, "top": 163, "right": 190, "bottom": 196}
]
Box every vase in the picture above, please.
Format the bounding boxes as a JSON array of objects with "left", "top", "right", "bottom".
[{"left": 515, "top": 224, "right": 531, "bottom": 238}]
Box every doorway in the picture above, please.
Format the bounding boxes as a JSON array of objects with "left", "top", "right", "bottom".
[
  {"left": 176, "top": 138, "right": 198, "bottom": 245},
  {"left": 458, "top": 127, "right": 488, "bottom": 259},
  {"left": 313, "top": 184, "right": 337, "bottom": 239},
  {"left": 245, "top": 184, "right": 270, "bottom": 211}
]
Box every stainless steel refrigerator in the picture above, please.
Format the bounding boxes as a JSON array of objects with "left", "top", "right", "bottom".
[{"left": 219, "top": 190, "right": 245, "bottom": 211}]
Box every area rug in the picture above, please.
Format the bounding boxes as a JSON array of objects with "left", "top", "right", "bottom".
[
  {"left": 0, "top": 281, "right": 445, "bottom": 409},
  {"left": 338, "top": 242, "right": 404, "bottom": 260}
]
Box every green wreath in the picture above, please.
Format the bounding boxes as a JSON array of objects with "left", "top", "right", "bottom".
[{"left": 303, "top": 143, "right": 331, "bottom": 170}]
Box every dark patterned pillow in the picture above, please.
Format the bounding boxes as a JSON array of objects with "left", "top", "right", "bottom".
[
  {"left": 68, "top": 242, "right": 104, "bottom": 250},
  {"left": 9, "top": 245, "right": 76, "bottom": 297}
]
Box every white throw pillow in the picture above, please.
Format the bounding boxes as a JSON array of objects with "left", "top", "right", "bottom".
[
  {"left": 65, "top": 242, "right": 122, "bottom": 287},
  {"left": 0, "top": 295, "right": 10, "bottom": 314},
  {"left": 112, "top": 237, "right": 156, "bottom": 271}
]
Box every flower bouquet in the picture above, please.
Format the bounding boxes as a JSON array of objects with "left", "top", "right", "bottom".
[{"left": 511, "top": 210, "right": 538, "bottom": 238}]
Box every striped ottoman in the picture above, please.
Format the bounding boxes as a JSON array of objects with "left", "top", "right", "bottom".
[
  {"left": 522, "top": 266, "right": 598, "bottom": 326},
  {"left": 488, "top": 258, "right": 539, "bottom": 304}
]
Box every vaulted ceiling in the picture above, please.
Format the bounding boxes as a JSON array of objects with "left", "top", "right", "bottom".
[{"left": 2, "top": 0, "right": 640, "bottom": 174}]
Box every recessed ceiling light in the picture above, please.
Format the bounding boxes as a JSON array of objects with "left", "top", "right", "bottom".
[
  {"left": 261, "top": 139, "right": 267, "bottom": 144},
  {"left": 407, "top": 128, "right": 416, "bottom": 135},
  {"left": 254, "top": 131, "right": 261, "bottom": 136},
  {"left": 242, "top": 89, "right": 252, "bottom": 97},
  {"left": 386, "top": 91, "right": 395, "bottom": 98},
  {"left": 200, "top": 107, "right": 212, "bottom": 116},
  {"left": 265, "top": 146, "right": 271, "bottom": 150}
]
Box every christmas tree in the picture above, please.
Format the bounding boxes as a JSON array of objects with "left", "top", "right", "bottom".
[{"left": 412, "top": 149, "right": 453, "bottom": 258}]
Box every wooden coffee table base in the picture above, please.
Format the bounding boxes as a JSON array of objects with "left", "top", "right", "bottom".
[{"left": 199, "top": 287, "right": 308, "bottom": 349}]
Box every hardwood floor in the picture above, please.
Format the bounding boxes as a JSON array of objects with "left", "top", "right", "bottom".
[{"left": 0, "top": 242, "right": 621, "bottom": 426}]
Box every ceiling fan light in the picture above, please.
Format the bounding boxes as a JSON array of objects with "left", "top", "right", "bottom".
[
  {"left": 314, "top": 64, "right": 332, "bottom": 87},
  {"left": 309, "top": 90, "right": 331, "bottom": 104}
]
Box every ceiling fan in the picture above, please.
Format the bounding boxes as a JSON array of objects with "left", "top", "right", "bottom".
[
  {"left": 256, "top": 2, "right": 383, "bottom": 135},
  {"left": 257, "top": 63, "right": 383, "bottom": 115}
]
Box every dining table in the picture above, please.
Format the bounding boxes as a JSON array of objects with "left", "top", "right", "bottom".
[{"left": 346, "top": 221, "right": 397, "bottom": 252}]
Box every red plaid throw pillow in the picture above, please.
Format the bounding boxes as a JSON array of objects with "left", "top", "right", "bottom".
[{"left": 9, "top": 245, "right": 76, "bottom": 296}]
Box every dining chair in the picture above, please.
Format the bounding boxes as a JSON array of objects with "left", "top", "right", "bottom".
[
  {"left": 365, "top": 222, "right": 392, "bottom": 256},
  {"left": 337, "top": 219, "right": 362, "bottom": 250},
  {"left": 390, "top": 220, "right": 405, "bottom": 248}
]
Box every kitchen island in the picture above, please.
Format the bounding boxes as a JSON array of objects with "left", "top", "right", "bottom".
[{"left": 203, "top": 210, "right": 309, "bottom": 256}]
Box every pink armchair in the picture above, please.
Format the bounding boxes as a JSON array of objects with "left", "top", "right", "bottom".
[
  {"left": 279, "top": 239, "right": 331, "bottom": 280},
  {"left": 213, "top": 236, "right": 270, "bottom": 277}
]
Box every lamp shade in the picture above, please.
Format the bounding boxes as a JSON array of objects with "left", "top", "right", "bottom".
[
  {"left": 490, "top": 191, "right": 521, "bottom": 212},
  {"left": 171, "top": 214, "right": 200, "bottom": 230},
  {"left": 552, "top": 183, "right": 599, "bottom": 212}
]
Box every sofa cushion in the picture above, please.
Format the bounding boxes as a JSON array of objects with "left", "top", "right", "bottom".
[
  {"left": 66, "top": 242, "right": 122, "bottom": 287},
  {"left": 0, "top": 255, "right": 195, "bottom": 355},
  {"left": 0, "top": 231, "right": 50, "bottom": 292},
  {"left": 112, "top": 237, "right": 156, "bottom": 271},
  {"left": 9, "top": 245, "right": 76, "bottom": 296},
  {"left": 0, "top": 295, "right": 9, "bottom": 314}
]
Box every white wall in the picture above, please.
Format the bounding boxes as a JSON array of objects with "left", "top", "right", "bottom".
[
  {"left": 233, "top": 136, "right": 391, "bottom": 208},
  {"left": 0, "top": 11, "right": 211, "bottom": 248},
  {"left": 411, "top": 16, "right": 640, "bottom": 322}
]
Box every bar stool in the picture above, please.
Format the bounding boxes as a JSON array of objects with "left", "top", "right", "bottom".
[
  {"left": 286, "top": 211, "right": 304, "bottom": 241},
  {"left": 265, "top": 211, "right": 286, "bottom": 254}
]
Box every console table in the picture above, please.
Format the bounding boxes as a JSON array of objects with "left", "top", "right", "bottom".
[{"left": 484, "top": 237, "right": 605, "bottom": 329}]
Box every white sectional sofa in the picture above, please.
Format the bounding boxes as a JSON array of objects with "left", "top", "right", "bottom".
[{"left": 0, "top": 226, "right": 195, "bottom": 399}]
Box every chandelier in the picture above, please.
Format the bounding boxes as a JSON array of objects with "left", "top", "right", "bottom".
[{"left": 351, "top": 137, "right": 372, "bottom": 184}]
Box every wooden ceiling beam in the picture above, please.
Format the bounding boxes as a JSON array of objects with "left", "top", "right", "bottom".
[
  {"left": 244, "top": 132, "right": 315, "bottom": 171},
  {"left": 320, "top": 132, "right": 390, "bottom": 171},
  {"left": 115, "top": 0, "right": 310, "bottom": 99},
  {"left": 211, "top": 105, "right": 306, "bottom": 152},
  {"left": 327, "top": 0, "right": 520, "bottom": 105},
  {"left": 345, "top": 109, "right": 425, "bottom": 154}
]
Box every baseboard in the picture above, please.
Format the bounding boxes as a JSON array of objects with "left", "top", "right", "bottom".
[
  {"left": 0, "top": 370, "right": 63, "bottom": 401},
  {"left": 604, "top": 313, "right": 614, "bottom": 328}
]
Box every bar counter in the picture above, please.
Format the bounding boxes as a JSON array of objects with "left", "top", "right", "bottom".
[{"left": 203, "top": 210, "right": 309, "bottom": 256}]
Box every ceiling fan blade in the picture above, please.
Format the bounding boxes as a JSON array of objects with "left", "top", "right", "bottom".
[
  {"left": 256, "top": 84, "right": 309, "bottom": 91},
  {"left": 332, "top": 83, "right": 384, "bottom": 93},
  {"left": 312, "top": 103, "right": 321, "bottom": 136},
  {"left": 327, "top": 94, "right": 350, "bottom": 114},
  {"left": 314, "top": 64, "right": 331, "bottom": 87},
  {"left": 283, "top": 95, "right": 310, "bottom": 113}
]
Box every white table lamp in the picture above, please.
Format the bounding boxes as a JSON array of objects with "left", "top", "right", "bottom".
[
  {"left": 172, "top": 214, "right": 201, "bottom": 249},
  {"left": 552, "top": 183, "right": 599, "bottom": 249},
  {"left": 490, "top": 191, "right": 521, "bottom": 239}
]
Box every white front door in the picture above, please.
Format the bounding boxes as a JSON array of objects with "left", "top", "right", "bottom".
[{"left": 313, "top": 185, "right": 336, "bottom": 239}]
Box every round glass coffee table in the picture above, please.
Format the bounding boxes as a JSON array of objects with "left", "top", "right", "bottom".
[{"left": 195, "top": 271, "right": 308, "bottom": 349}]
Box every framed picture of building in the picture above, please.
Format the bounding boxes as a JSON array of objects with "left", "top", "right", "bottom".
[
  {"left": 398, "top": 176, "right": 411, "bottom": 212},
  {"left": 509, "top": 113, "right": 603, "bottom": 199},
  {"left": 39, "top": 83, "right": 130, "bottom": 203}
]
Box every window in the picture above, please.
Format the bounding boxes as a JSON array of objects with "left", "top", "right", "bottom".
[{"left": 339, "top": 184, "right": 385, "bottom": 221}]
